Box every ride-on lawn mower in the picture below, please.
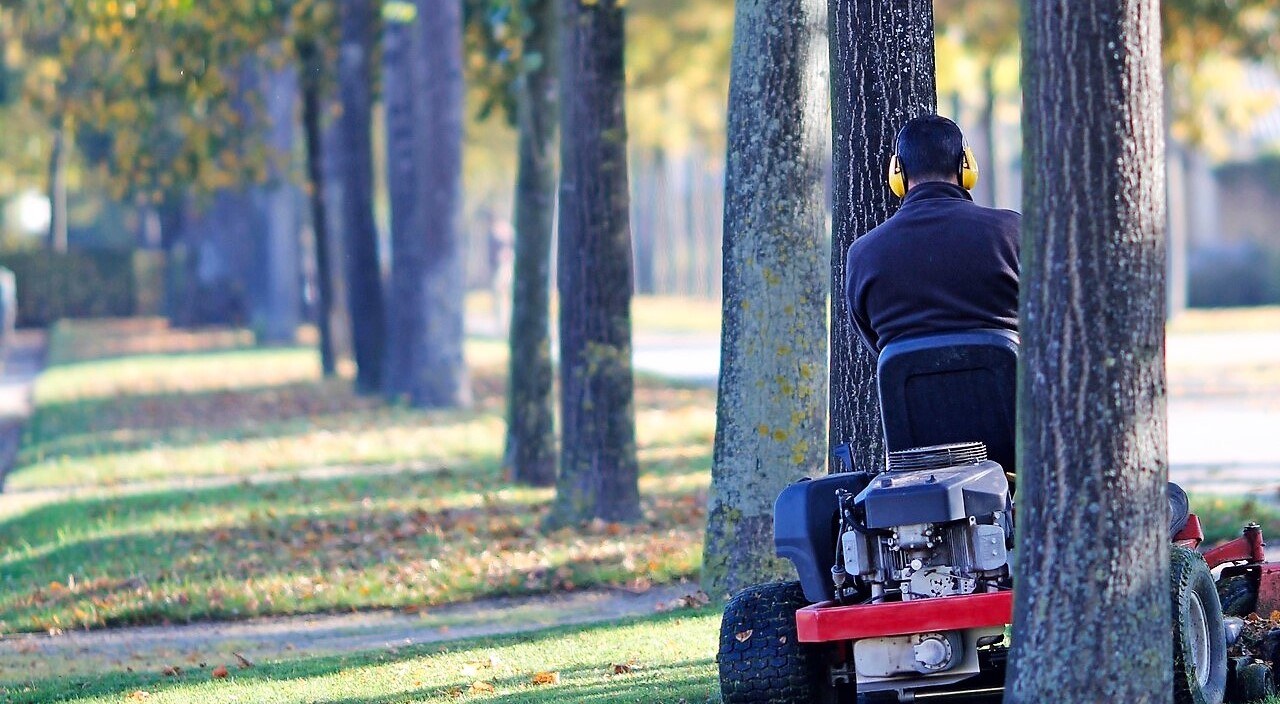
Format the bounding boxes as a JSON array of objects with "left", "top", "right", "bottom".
[{"left": 717, "top": 331, "right": 1280, "bottom": 703}]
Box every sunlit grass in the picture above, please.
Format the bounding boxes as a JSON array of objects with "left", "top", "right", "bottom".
[
  {"left": 1168, "top": 305, "right": 1280, "bottom": 334},
  {"left": 0, "top": 608, "right": 722, "bottom": 703},
  {"left": 0, "top": 320, "right": 716, "bottom": 634}
]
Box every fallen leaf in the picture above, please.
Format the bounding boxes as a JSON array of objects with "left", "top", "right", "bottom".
[
  {"left": 612, "top": 663, "right": 633, "bottom": 675},
  {"left": 735, "top": 629, "right": 753, "bottom": 643},
  {"left": 531, "top": 671, "right": 559, "bottom": 685},
  {"left": 469, "top": 681, "right": 495, "bottom": 693},
  {"left": 127, "top": 692, "right": 150, "bottom": 701},
  {"left": 161, "top": 665, "right": 181, "bottom": 677},
  {"left": 211, "top": 665, "right": 229, "bottom": 679},
  {"left": 233, "top": 652, "right": 254, "bottom": 669}
]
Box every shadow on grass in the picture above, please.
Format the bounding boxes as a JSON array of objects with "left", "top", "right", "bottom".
[
  {"left": 0, "top": 458, "right": 708, "bottom": 634},
  {"left": 4, "top": 608, "right": 722, "bottom": 704},
  {"left": 13, "top": 359, "right": 709, "bottom": 489}
]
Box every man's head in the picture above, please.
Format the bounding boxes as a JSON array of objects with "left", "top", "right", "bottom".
[{"left": 889, "top": 115, "right": 976, "bottom": 196}]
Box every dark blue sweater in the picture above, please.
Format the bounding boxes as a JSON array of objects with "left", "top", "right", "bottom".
[{"left": 844, "top": 182, "right": 1021, "bottom": 353}]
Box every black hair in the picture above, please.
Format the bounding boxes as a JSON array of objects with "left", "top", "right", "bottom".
[{"left": 896, "top": 115, "right": 965, "bottom": 185}]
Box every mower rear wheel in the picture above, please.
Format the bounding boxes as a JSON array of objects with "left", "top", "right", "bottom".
[
  {"left": 1218, "top": 575, "right": 1259, "bottom": 618},
  {"left": 1173, "top": 546, "right": 1229, "bottom": 704},
  {"left": 718, "top": 581, "right": 842, "bottom": 704}
]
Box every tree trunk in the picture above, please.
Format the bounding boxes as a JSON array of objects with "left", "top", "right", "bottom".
[
  {"left": 255, "top": 53, "right": 302, "bottom": 345},
  {"left": 973, "top": 60, "right": 998, "bottom": 208},
  {"left": 299, "top": 39, "right": 337, "bottom": 377},
  {"left": 826, "top": 0, "right": 936, "bottom": 473},
  {"left": 1006, "top": 1, "right": 1170, "bottom": 701},
  {"left": 47, "top": 122, "right": 68, "bottom": 254},
  {"left": 381, "top": 0, "right": 470, "bottom": 407},
  {"left": 503, "top": 0, "right": 559, "bottom": 487},
  {"left": 547, "top": 0, "right": 639, "bottom": 527},
  {"left": 338, "top": 0, "right": 386, "bottom": 394},
  {"left": 700, "top": 0, "right": 830, "bottom": 598}
]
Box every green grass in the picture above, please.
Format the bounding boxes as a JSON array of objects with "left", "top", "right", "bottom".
[
  {"left": 0, "top": 608, "right": 723, "bottom": 704},
  {"left": 1191, "top": 494, "right": 1280, "bottom": 545},
  {"left": 0, "top": 321, "right": 716, "bottom": 634}
]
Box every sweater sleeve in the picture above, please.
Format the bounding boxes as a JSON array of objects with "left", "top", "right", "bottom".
[{"left": 845, "top": 246, "right": 880, "bottom": 354}]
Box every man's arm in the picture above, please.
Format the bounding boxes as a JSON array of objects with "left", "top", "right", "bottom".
[{"left": 844, "top": 249, "right": 880, "bottom": 355}]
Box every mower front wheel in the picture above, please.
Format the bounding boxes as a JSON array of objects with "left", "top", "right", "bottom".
[
  {"left": 1173, "top": 546, "right": 1229, "bottom": 704},
  {"left": 718, "top": 581, "right": 844, "bottom": 704}
]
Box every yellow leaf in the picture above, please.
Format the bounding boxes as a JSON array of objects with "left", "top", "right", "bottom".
[{"left": 469, "top": 681, "right": 495, "bottom": 693}]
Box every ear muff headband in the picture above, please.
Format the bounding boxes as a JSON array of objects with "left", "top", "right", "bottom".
[{"left": 887, "top": 143, "right": 981, "bottom": 197}]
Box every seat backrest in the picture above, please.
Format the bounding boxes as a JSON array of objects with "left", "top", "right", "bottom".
[{"left": 877, "top": 329, "right": 1019, "bottom": 473}]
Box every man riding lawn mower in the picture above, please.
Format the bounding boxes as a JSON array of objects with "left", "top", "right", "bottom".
[{"left": 715, "top": 117, "right": 1280, "bottom": 703}]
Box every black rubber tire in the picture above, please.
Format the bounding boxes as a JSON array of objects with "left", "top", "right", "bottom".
[
  {"left": 1234, "top": 662, "right": 1275, "bottom": 702},
  {"left": 1218, "top": 575, "right": 1259, "bottom": 618},
  {"left": 718, "top": 581, "right": 839, "bottom": 704},
  {"left": 1174, "top": 546, "right": 1229, "bottom": 704}
]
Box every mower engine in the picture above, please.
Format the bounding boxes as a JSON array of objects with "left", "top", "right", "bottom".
[
  {"left": 831, "top": 443, "right": 1014, "bottom": 686},
  {"left": 836, "top": 443, "right": 1013, "bottom": 604}
]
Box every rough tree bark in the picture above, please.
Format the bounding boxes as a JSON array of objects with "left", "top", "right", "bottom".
[
  {"left": 700, "top": 0, "right": 830, "bottom": 598},
  {"left": 298, "top": 38, "right": 337, "bottom": 377},
  {"left": 547, "top": 0, "right": 639, "bottom": 527},
  {"left": 503, "top": 0, "right": 559, "bottom": 486},
  {"left": 1006, "top": 1, "right": 1170, "bottom": 701},
  {"left": 338, "top": 0, "right": 386, "bottom": 394},
  {"left": 827, "top": 0, "right": 936, "bottom": 473},
  {"left": 382, "top": 0, "right": 470, "bottom": 407}
]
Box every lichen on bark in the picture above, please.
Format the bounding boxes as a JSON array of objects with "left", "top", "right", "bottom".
[{"left": 700, "top": 0, "right": 831, "bottom": 598}]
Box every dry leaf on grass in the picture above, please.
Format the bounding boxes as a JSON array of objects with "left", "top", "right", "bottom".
[
  {"left": 211, "top": 665, "right": 229, "bottom": 679},
  {"left": 127, "top": 692, "right": 151, "bottom": 701},
  {"left": 470, "top": 680, "right": 496, "bottom": 693},
  {"left": 531, "top": 671, "right": 560, "bottom": 685},
  {"left": 233, "top": 652, "right": 254, "bottom": 669},
  {"left": 612, "top": 663, "right": 633, "bottom": 675},
  {"left": 657, "top": 590, "right": 712, "bottom": 612},
  {"left": 161, "top": 665, "right": 181, "bottom": 677}
]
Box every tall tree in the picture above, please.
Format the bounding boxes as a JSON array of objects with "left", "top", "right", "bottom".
[
  {"left": 1006, "top": 1, "right": 1170, "bottom": 701},
  {"left": 503, "top": 0, "right": 559, "bottom": 486},
  {"left": 294, "top": 0, "right": 341, "bottom": 377},
  {"left": 700, "top": 0, "right": 830, "bottom": 597},
  {"left": 46, "top": 117, "right": 68, "bottom": 253},
  {"left": 826, "top": 0, "right": 936, "bottom": 473},
  {"left": 254, "top": 50, "right": 303, "bottom": 344},
  {"left": 546, "top": 0, "right": 638, "bottom": 527},
  {"left": 382, "top": 0, "right": 470, "bottom": 407},
  {"left": 337, "top": 0, "right": 386, "bottom": 394}
]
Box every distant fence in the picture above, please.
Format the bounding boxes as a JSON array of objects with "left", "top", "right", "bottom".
[{"left": 0, "top": 249, "right": 164, "bottom": 327}]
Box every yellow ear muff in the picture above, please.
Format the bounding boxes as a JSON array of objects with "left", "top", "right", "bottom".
[
  {"left": 888, "top": 153, "right": 907, "bottom": 198},
  {"left": 960, "top": 146, "right": 980, "bottom": 191}
]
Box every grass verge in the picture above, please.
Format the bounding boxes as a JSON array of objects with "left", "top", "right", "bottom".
[
  {"left": 1, "top": 321, "right": 714, "bottom": 633},
  {"left": 0, "top": 608, "right": 722, "bottom": 704}
]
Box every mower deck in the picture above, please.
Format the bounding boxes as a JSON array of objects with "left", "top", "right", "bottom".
[{"left": 797, "top": 591, "right": 1013, "bottom": 642}]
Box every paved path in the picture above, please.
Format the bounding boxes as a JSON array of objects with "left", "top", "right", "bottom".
[
  {"left": 0, "top": 584, "right": 702, "bottom": 681},
  {"left": 0, "top": 330, "right": 44, "bottom": 491}
]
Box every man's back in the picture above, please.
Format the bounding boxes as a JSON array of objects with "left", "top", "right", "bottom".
[{"left": 845, "top": 182, "right": 1021, "bottom": 353}]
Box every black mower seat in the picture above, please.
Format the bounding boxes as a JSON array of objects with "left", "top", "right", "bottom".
[{"left": 877, "top": 329, "right": 1019, "bottom": 474}]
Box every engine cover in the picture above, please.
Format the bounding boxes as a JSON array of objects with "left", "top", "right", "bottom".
[{"left": 855, "top": 461, "right": 1008, "bottom": 530}]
